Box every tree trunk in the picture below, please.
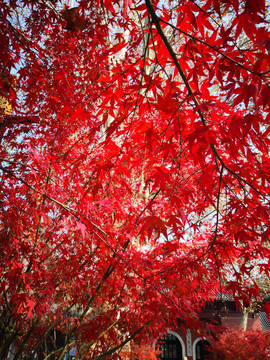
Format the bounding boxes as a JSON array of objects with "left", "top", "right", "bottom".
[{"left": 241, "top": 307, "right": 250, "bottom": 331}]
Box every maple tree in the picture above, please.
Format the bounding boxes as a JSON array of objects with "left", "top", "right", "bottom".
[{"left": 0, "top": 0, "right": 270, "bottom": 359}]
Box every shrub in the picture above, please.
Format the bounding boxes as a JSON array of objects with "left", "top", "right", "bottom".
[{"left": 210, "top": 328, "right": 270, "bottom": 360}]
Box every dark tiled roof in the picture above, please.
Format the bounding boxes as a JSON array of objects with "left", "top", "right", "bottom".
[{"left": 215, "top": 293, "right": 234, "bottom": 301}]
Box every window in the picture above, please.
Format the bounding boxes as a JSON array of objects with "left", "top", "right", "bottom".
[
  {"left": 195, "top": 340, "right": 211, "bottom": 360},
  {"left": 157, "top": 334, "right": 182, "bottom": 360}
]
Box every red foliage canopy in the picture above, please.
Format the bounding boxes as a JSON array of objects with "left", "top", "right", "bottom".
[{"left": 0, "top": 0, "right": 269, "bottom": 359}]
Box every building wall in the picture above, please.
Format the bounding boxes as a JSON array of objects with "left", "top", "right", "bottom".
[{"left": 164, "top": 308, "right": 263, "bottom": 360}]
